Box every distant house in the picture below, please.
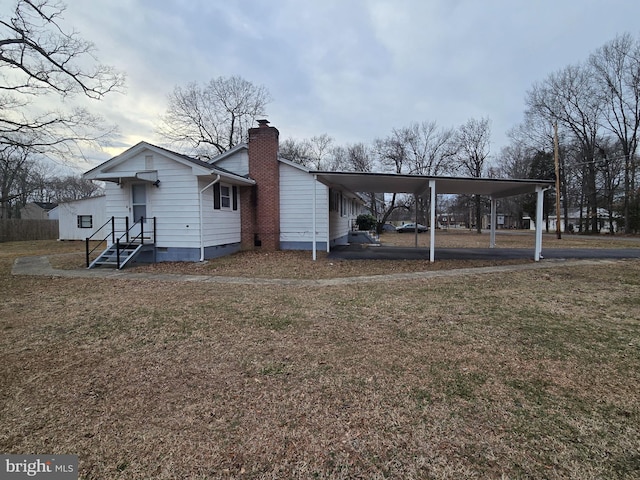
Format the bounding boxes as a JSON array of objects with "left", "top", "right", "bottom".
[
  {"left": 81, "top": 120, "right": 364, "bottom": 266},
  {"left": 20, "top": 202, "right": 58, "bottom": 220},
  {"left": 527, "top": 208, "right": 620, "bottom": 233},
  {"left": 57, "top": 196, "right": 107, "bottom": 241}
]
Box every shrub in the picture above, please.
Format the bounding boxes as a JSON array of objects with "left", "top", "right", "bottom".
[{"left": 356, "top": 214, "right": 377, "bottom": 231}]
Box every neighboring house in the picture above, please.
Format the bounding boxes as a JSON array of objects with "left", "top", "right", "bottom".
[
  {"left": 20, "top": 202, "right": 58, "bottom": 220},
  {"left": 57, "top": 196, "right": 107, "bottom": 240},
  {"left": 527, "top": 208, "right": 620, "bottom": 233},
  {"left": 481, "top": 213, "right": 518, "bottom": 229},
  {"left": 81, "top": 120, "right": 363, "bottom": 265}
]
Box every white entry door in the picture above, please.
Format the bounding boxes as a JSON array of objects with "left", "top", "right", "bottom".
[{"left": 130, "top": 184, "right": 147, "bottom": 238}]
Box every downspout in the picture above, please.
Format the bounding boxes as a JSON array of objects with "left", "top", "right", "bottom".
[
  {"left": 312, "top": 174, "right": 317, "bottom": 261},
  {"left": 199, "top": 175, "right": 221, "bottom": 262}
]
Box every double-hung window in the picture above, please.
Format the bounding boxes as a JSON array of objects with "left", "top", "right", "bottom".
[
  {"left": 220, "top": 185, "right": 231, "bottom": 208},
  {"left": 213, "top": 183, "right": 238, "bottom": 210}
]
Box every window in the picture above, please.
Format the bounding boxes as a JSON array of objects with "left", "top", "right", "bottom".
[
  {"left": 221, "top": 185, "right": 231, "bottom": 208},
  {"left": 213, "top": 183, "right": 238, "bottom": 210},
  {"left": 77, "top": 215, "right": 93, "bottom": 228},
  {"left": 131, "top": 184, "right": 147, "bottom": 222}
]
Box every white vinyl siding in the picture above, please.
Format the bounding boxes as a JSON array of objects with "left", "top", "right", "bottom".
[
  {"left": 328, "top": 189, "right": 360, "bottom": 245},
  {"left": 279, "top": 163, "right": 328, "bottom": 244},
  {"left": 213, "top": 150, "right": 249, "bottom": 176},
  {"left": 57, "top": 196, "right": 107, "bottom": 240},
  {"left": 103, "top": 151, "right": 202, "bottom": 248},
  {"left": 200, "top": 178, "right": 241, "bottom": 245},
  {"left": 329, "top": 209, "right": 351, "bottom": 245}
]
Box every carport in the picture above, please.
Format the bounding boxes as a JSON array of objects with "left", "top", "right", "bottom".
[{"left": 310, "top": 171, "right": 554, "bottom": 262}]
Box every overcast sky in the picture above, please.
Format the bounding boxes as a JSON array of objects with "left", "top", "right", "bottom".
[{"left": 10, "top": 0, "right": 640, "bottom": 172}]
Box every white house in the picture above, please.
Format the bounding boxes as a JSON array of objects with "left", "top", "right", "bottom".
[
  {"left": 213, "top": 150, "right": 363, "bottom": 250},
  {"left": 57, "top": 195, "right": 107, "bottom": 240},
  {"left": 81, "top": 120, "right": 363, "bottom": 266},
  {"left": 527, "top": 208, "right": 620, "bottom": 233}
]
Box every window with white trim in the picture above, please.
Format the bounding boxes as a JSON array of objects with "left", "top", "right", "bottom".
[
  {"left": 220, "top": 185, "right": 231, "bottom": 208},
  {"left": 213, "top": 183, "right": 238, "bottom": 210}
]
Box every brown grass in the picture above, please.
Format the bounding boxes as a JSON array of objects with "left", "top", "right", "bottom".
[
  {"left": 50, "top": 230, "right": 639, "bottom": 279},
  {"left": 1, "top": 237, "right": 639, "bottom": 479}
]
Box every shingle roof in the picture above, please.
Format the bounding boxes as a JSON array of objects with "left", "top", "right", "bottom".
[
  {"left": 33, "top": 202, "right": 58, "bottom": 210},
  {"left": 141, "top": 143, "right": 252, "bottom": 179}
]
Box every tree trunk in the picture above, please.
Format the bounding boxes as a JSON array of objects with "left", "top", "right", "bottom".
[
  {"left": 589, "top": 163, "right": 599, "bottom": 233},
  {"left": 624, "top": 153, "right": 631, "bottom": 234}
]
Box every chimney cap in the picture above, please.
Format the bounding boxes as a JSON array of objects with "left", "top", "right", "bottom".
[{"left": 257, "top": 119, "right": 270, "bottom": 127}]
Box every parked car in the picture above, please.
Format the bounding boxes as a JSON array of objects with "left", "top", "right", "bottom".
[
  {"left": 396, "top": 223, "right": 428, "bottom": 233},
  {"left": 380, "top": 223, "right": 397, "bottom": 232}
]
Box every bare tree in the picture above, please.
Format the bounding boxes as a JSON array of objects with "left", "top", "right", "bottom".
[
  {"left": 400, "top": 121, "right": 457, "bottom": 175},
  {"left": 41, "top": 174, "right": 103, "bottom": 202},
  {"left": 494, "top": 143, "right": 533, "bottom": 228},
  {"left": 370, "top": 132, "right": 408, "bottom": 226},
  {"left": 342, "top": 143, "right": 372, "bottom": 172},
  {"left": 454, "top": 117, "right": 491, "bottom": 233},
  {"left": 589, "top": 33, "right": 640, "bottom": 233},
  {"left": 307, "top": 134, "right": 334, "bottom": 170},
  {"left": 526, "top": 63, "right": 604, "bottom": 232},
  {"left": 0, "top": 144, "right": 32, "bottom": 218},
  {"left": 373, "top": 121, "right": 456, "bottom": 176},
  {"left": 157, "top": 76, "right": 271, "bottom": 159},
  {"left": 0, "top": 0, "right": 124, "bottom": 158},
  {"left": 279, "top": 137, "right": 312, "bottom": 166},
  {"left": 371, "top": 122, "right": 456, "bottom": 228},
  {"left": 374, "top": 129, "right": 407, "bottom": 175},
  {"left": 279, "top": 134, "right": 335, "bottom": 170},
  {"left": 596, "top": 139, "right": 624, "bottom": 233}
]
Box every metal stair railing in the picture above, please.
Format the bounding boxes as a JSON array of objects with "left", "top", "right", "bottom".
[
  {"left": 86, "top": 217, "right": 156, "bottom": 268},
  {"left": 85, "top": 216, "right": 119, "bottom": 268},
  {"left": 114, "top": 216, "right": 155, "bottom": 269}
]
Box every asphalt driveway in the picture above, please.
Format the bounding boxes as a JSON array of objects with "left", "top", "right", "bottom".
[{"left": 328, "top": 244, "right": 640, "bottom": 261}]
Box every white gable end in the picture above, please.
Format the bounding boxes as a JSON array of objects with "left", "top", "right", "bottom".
[{"left": 211, "top": 148, "right": 249, "bottom": 177}]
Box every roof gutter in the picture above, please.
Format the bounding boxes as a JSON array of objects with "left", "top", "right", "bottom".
[{"left": 199, "top": 175, "right": 221, "bottom": 262}]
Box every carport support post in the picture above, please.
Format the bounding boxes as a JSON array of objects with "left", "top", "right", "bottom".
[
  {"left": 414, "top": 194, "right": 419, "bottom": 247},
  {"left": 534, "top": 186, "right": 545, "bottom": 261},
  {"left": 490, "top": 197, "right": 497, "bottom": 248},
  {"left": 429, "top": 180, "right": 436, "bottom": 262}
]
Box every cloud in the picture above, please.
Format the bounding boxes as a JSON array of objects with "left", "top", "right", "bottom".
[{"left": 3, "top": 0, "right": 640, "bottom": 169}]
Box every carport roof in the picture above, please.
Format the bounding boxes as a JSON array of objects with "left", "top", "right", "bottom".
[{"left": 312, "top": 171, "right": 553, "bottom": 198}]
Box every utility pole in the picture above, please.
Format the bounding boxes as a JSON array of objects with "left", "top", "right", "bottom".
[{"left": 554, "top": 122, "right": 562, "bottom": 239}]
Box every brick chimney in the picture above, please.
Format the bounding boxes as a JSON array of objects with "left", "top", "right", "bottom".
[{"left": 242, "top": 119, "right": 280, "bottom": 250}]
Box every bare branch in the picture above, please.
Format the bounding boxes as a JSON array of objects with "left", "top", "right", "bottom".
[
  {"left": 157, "top": 75, "right": 271, "bottom": 157},
  {"left": 0, "top": 0, "right": 124, "bottom": 160}
]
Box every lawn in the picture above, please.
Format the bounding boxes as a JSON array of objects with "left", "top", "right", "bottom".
[
  {"left": 1, "top": 236, "right": 639, "bottom": 479},
  {"left": 49, "top": 230, "right": 640, "bottom": 279}
]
